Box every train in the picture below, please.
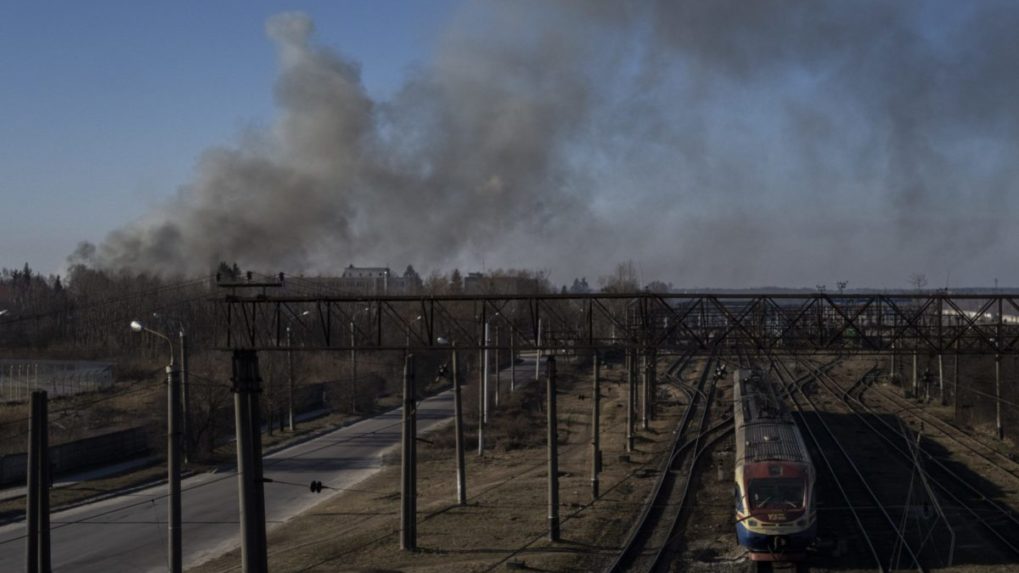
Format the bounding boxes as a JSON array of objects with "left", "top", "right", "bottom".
[{"left": 733, "top": 368, "right": 816, "bottom": 561}]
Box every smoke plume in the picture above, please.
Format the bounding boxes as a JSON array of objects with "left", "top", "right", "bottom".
[{"left": 91, "top": 2, "right": 1019, "bottom": 288}]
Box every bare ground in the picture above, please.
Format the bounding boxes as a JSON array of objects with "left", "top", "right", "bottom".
[{"left": 190, "top": 357, "right": 689, "bottom": 573}]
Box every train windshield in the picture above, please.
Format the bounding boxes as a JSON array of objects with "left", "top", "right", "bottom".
[{"left": 747, "top": 478, "right": 804, "bottom": 510}]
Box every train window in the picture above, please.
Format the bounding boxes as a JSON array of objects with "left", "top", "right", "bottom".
[
  {"left": 748, "top": 478, "right": 804, "bottom": 510},
  {"left": 734, "top": 484, "right": 744, "bottom": 513}
]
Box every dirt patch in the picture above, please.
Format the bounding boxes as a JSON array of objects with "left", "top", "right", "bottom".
[{"left": 189, "top": 357, "right": 691, "bottom": 572}]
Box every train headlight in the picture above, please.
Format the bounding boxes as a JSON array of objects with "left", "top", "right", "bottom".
[{"left": 747, "top": 519, "right": 758, "bottom": 527}]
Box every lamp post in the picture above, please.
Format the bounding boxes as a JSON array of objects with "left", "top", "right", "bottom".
[
  {"left": 153, "top": 313, "right": 192, "bottom": 463},
  {"left": 285, "top": 310, "right": 311, "bottom": 431},
  {"left": 350, "top": 307, "right": 371, "bottom": 414},
  {"left": 130, "top": 320, "right": 181, "bottom": 573},
  {"left": 482, "top": 312, "right": 501, "bottom": 422},
  {"left": 406, "top": 314, "right": 423, "bottom": 349}
]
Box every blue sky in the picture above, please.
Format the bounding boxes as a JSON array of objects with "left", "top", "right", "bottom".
[{"left": 0, "top": 2, "right": 459, "bottom": 274}]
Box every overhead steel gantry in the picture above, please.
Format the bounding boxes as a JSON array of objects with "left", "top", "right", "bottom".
[{"left": 214, "top": 291, "right": 1019, "bottom": 356}]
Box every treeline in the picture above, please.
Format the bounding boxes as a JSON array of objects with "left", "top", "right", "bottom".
[
  {"left": 0, "top": 263, "right": 214, "bottom": 357},
  {"left": 0, "top": 259, "right": 671, "bottom": 355}
]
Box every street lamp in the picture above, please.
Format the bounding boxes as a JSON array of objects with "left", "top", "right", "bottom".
[
  {"left": 152, "top": 313, "right": 191, "bottom": 463},
  {"left": 129, "top": 319, "right": 181, "bottom": 573},
  {"left": 285, "top": 310, "right": 311, "bottom": 431},
  {"left": 405, "top": 314, "right": 423, "bottom": 348},
  {"left": 484, "top": 312, "right": 502, "bottom": 413}
]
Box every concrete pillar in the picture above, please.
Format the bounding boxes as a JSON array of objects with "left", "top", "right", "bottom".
[
  {"left": 890, "top": 342, "right": 896, "bottom": 383},
  {"left": 546, "top": 356, "right": 560, "bottom": 542},
  {"left": 996, "top": 354, "right": 1003, "bottom": 440},
  {"left": 917, "top": 348, "right": 925, "bottom": 397},
  {"left": 938, "top": 354, "right": 945, "bottom": 406},
  {"left": 400, "top": 355, "right": 417, "bottom": 550},
  {"left": 626, "top": 348, "right": 634, "bottom": 452},
  {"left": 590, "top": 352, "right": 601, "bottom": 500}
]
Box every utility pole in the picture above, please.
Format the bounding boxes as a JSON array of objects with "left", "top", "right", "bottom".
[
  {"left": 477, "top": 346, "right": 485, "bottom": 457},
  {"left": 483, "top": 321, "right": 490, "bottom": 425},
  {"left": 232, "top": 350, "right": 267, "bottom": 573},
  {"left": 510, "top": 335, "right": 516, "bottom": 393},
  {"left": 626, "top": 347, "right": 634, "bottom": 452},
  {"left": 591, "top": 351, "right": 601, "bottom": 499},
  {"left": 953, "top": 347, "right": 959, "bottom": 420},
  {"left": 37, "top": 392, "right": 50, "bottom": 573},
  {"left": 180, "top": 329, "right": 191, "bottom": 463},
  {"left": 129, "top": 319, "right": 182, "bottom": 572},
  {"left": 535, "top": 317, "right": 542, "bottom": 382},
  {"left": 641, "top": 350, "right": 649, "bottom": 430},
  {"left": 401, "top": 354, "right": 417, "bottom": 551},
  {"left": 494, "top": 326, "right": 501, "bottom": 408},
  {"left": 287, "top": 326, "right": 296, "bottom": 431},
  {"left": 996, "top": 354, "right": 1003, "bottom": 440},
  {"left": 452, "top": 347, "right": 466, "bottom": 505},
  {"left": 917, "top": 348, "right": 925, "bottom": 397},
  {"left": 168, "top": 364, "right": 182, "bottom": 573},
  {"left": 26, "top": 390, "right": 50, "bottom": 573},
  {"left": 938, "top": 353, "right": 945, "bottom": 406},
  {"left": 250, "top": 365, "right": 268, "bottom": 570},
  {"left": 546, "top": 356, "right": 560, "bottom": 542},
  {"left": 890, "top": 341, "right": 896, "bottom": 384},
  {"left": 350, "top": 321, "right": 357, "bottom": 414},
  {"left": 649, "top": 348, "right": 657, "bottom": 420},
  {"left": 26, "top": 391, "right": 38, "bottom": 573}
]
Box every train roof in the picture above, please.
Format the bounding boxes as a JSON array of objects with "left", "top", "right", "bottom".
[{"left": 734, "top": 369, "right": 809, "bottom": 465}]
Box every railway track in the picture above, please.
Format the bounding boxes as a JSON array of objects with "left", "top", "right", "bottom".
[
  {"left": 606, "top": 350, "right": 724, "bottom": 573},
  {"left": 772, "top": 357, "right": 923, "bottom": 573},
  {"left": 852, "top": 366, "right": 1019, "bottom": 491},
  {"left": 607, "top": 351, "right": 834, "bottom": 573},
  {"left": 791, "top": 357, "right": 1019, "bottom": 570},
  {"left": 814, "top": 363, "right": 1019, "bottom": 564}
]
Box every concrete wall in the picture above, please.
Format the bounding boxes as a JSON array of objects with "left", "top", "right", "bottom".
[{"left": 0, "top": 426, "right": 150, "bottom": 486}]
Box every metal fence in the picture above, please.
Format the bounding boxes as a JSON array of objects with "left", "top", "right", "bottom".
[{"left": 0, "top": 360, "right": 114, "bottom": 402}]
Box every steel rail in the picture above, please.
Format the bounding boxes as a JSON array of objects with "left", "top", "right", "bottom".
[
  {"left": 609, "top": 350, "right": 829, "bottom": 573},
  {"left": 770, "top": 357, "right": 884, "bottom": 572},
  {"left": 807, "top": 364, "right": 1019, "bottom": 559},
  {"left": 645, "top": 357, "right": 724, "bottom": 571},
  {"left": 861, "top": 370, "right": 1019, "bottom": 486},
  {"left": 774, "top": 357, "right": 917, "bottom": 573},
  {"left": 814, "top": 364, "right": 1019, "bottom": 533},
  {"left": 604, "top": 351, "right": 716, "bottom": 573}
]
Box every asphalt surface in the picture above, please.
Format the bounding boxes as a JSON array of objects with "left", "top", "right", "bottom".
[{"left": 0, "top": 355, "right": 540, "bottom": 572}]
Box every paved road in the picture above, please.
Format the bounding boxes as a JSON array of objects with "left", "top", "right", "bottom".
[{"left": 0, "top": 355, "right": 541, "bottom": 572}]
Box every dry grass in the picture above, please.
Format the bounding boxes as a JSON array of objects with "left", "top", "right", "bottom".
[{"left": 189, "top": 357, "right": 693, "bottom": 573}]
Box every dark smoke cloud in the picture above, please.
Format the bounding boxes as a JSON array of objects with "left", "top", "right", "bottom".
[{"left": 91, "top": 2, "right": 1019, "bottom": 288}]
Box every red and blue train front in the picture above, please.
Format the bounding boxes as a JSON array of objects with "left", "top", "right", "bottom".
[
  {"left": 737, "top": 519, "right": 816, "bottom": 560},
  {"left": 736, "top": 462, "right": 816, "bottom": 560}
]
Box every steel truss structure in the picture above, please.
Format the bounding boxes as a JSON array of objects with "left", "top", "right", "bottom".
[{"left": 216, "top": 291, "right": 1019, "bottom": 356}]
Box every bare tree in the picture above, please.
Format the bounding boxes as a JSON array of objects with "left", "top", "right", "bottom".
[
  {"left": 909, "top": 273, "right": 928, "bottom": 292},
  {"left": 599, "top": 260, "right": 640, "bottom": 293}
]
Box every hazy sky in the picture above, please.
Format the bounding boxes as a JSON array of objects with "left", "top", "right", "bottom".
[
  {"left": 1, "top": 1, "right": 456, "bottom": 273},
  {"left": 3, "top": 2, "right": 1017, "bottom": 289}
]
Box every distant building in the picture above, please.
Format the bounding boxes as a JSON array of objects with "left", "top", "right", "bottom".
[
  {"left": 463, "top": 272, "right": 486, "bottom": 293},
  {"left": 341, "top": 265, "right": 391, "bottom": 294},
  {"left": 391, "top": 265, "right": 423, "bottom": 294},
  {"left": 334, "top": 265, "right": 422, "bottom": 295}
]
